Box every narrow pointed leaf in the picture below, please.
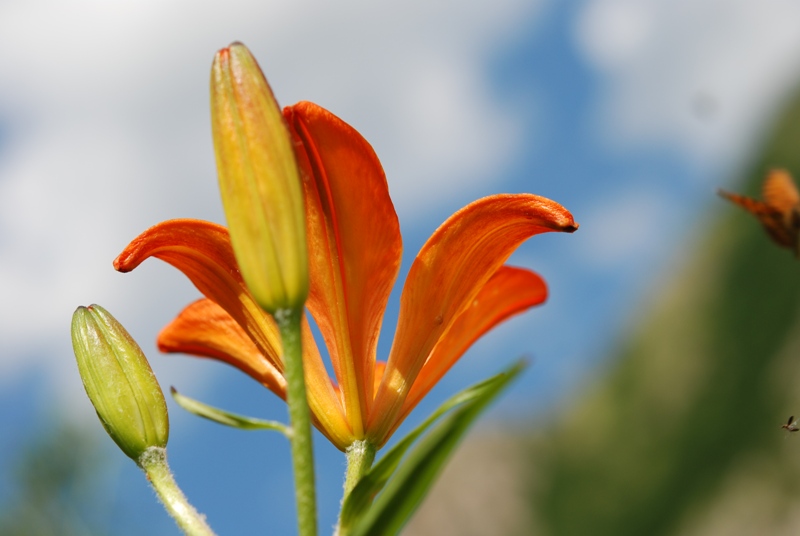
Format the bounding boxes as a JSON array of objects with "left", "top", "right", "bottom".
[
  {"left": 171, "top": 387, "right": 289, "bottom": 436},
  {"left": 340, "top": 361, "right": 525, "bottom": 534}
]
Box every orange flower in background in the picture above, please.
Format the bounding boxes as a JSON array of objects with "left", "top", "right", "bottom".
[
  {"left": 718, "top": 169, "right": 800, "bottom": 256},
  {"left": 114, "top": 101, "right": 577, "bottom": 451}
]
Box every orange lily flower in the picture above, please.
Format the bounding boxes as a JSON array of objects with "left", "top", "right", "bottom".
[{"left": 114, "top": 101, "right": 577, "bottom": 451}]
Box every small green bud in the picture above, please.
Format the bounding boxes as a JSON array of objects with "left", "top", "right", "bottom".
[
  {"left": 71, "top": 304, "right": 169, "bottom": 461},
  {"left": 210, "top": 42, "right": 309, "bottom": 314}
]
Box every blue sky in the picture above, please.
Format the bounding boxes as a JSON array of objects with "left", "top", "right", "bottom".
[{"left": 3, "top": 0, "right": 800, "bottom": 533}]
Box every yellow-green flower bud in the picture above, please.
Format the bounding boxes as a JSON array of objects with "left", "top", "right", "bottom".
[
  {"left": 210, "top": 42, "right": 308, "bottom": 314},
  {"left": 71, "top": 305, "right": 169, "bottom": 461}
]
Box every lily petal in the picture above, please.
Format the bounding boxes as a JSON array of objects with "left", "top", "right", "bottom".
[
  {"left": 160, "top": 298, "right": 353, "bottom": 447},
  {"left": 158, "top": 298, "right": 287, "bottom": 399},
  {"left": 114, "top": 219, "right": 286, "bottom": 365},
  {"left": 369, "top": 194, "right": 577, "bottom": 444},
  {"left": 114, "top": 218, "right": 353, "bottom": 448},
  {"left": 286, "top": 102, "right": 402, "bottom": 436},
  {"left": 390, "top": 266, "right": 547, "bottom": 436}
]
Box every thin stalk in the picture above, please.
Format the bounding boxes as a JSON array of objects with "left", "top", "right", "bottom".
[
  {"left": 276, "top": 307, "right": 317, "bottom": 536},
  {"left": 138, "top": 447, "right": 215, "bottom": 536},
  {"left": 343, "top": 439, "right": 376, "bottom": 499},
  {"left": 336, "top": 439, "right": 377, "bottom": 536}
]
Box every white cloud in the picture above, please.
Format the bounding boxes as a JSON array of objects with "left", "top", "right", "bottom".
[
  {"left": 575, "top": 0, "right": 800, "bottom": 177},
  {"left": 573, "top": 183, "right": 670, "bottom": 267},
  {"left": 0, "top": 0, "right": 542, "bottom": 406}
]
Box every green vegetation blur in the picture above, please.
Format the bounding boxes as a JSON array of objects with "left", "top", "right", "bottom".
[
  {"left": 529, "top": 90, "right": 800, "bottom": 535},
  {"left": 9, "top": 87, "right": 800, "bottom": 536},
  {"left": 0, "top": 425, "right": 112, "bottom": 536}
]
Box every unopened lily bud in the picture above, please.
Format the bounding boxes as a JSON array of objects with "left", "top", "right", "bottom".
[
  {"left": 71, "top": 305, "right": 169, "bottom": 461},
  {"left": 210, "top": 41, "right": 308, "bottom": 314}
]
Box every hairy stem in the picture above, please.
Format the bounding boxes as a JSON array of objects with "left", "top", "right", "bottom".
[
  {"left": 276, "top": 307, "right": 318, "bottom": 536},
  {"left": 138, "top": 447, "right": 216, "bottom": 536},
  {"left": 343, "top": 439, "right": 377, "bottom": 499}
]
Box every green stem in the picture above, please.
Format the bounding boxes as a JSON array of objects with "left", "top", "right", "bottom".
[
  {"left": 336, "top": 439, "right": 376, "bottom": 536},
  {"left": 138, "top": 447, "right": 215, "bottom": 536},
  {"left": 276, "top": 307, "right": 317, "bottom": 536},
  {"left": 343, "top": 439, "right": 376, "bottom": 499}
]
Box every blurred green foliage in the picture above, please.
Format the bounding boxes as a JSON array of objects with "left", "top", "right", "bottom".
[
  {"left": 0, "top": 424, "right": 111, "bottom": 536},
  {"left": 529, "top": 89, "right": 800, "bottom": 534}
]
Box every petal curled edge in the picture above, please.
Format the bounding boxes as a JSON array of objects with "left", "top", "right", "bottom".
[
  {"left": 113, "top": 219, "right": 353, "bottom": 448},
  {"left": 159, "top": 298, "right": 287, "bottom": 398},
  {"left": 159, "top": 298, "right": 352, "bottom": 448},
  {"left": 286, "top": 102, "right": 402, "bottom": 436},
  {"left": 113, "top": 220, "right": 281, "bottom": 367},
  {"left": 368, "top": 194, "right": 577, "bottom": 444},
  {"left": 383, "top": 266, "right": 547, "bottom": 442}
]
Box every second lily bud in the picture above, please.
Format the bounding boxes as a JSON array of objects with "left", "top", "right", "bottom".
[
  {"left": 210, "top": 42, "right": 308, "bottom": 314},
  {"left": 71, "top": 304, "right": 169, "bottom": 462}
]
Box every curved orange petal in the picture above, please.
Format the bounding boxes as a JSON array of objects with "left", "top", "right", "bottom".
[
  {"left": 368, "top": 194, "right": 577, "bottom": 445},
  {"left": 159, "top": 298, "right": 353, "bottom": 448},
  {"left": 113, "top": 218, "right": 353, "bottom": 448},
  {"left": 386, "top": 266, "right": 547, "bottom": 439},
  {"left": 159, "top": 298, "right": 287, "bottom": 398},
  {"left": 373, "top": 361, "right": 387, "bottom": 399},
  {"left": 113, "top": 219, "right": 280, "bottom": 366},
  {"left": 285, "top": 102, "right": 402, "bottom": 436},
  {"left": 331, "top": 361, "right": 387, "bottom": 411}
]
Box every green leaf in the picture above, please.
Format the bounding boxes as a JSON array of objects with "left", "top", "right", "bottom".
[
  {"left": 343, "top": 360, "right": 525, "bottom": 536},
  {"left": 339, "top": 368, "right": 517, "bottom": 530},
  {"left": 170, "top": 387, "right": 290, "bottom": 436}
]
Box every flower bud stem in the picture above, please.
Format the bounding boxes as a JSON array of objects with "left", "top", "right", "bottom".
[
  {"left": 336, "top": 439, "right": 377, "bottom": 535},
  {"left": 138, "top": 447, "right": 216, "bottom": 536},
  {"left": 276, "top": 307, "right": 318, "bottom": 536},
  {"left": 343, "top": 439, "right": 376, "bottom": 500}
]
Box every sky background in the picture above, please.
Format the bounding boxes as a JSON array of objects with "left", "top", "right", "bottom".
[{"left": 3, "top": 0, "right": 800, "bottom": 533}]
